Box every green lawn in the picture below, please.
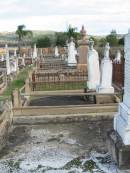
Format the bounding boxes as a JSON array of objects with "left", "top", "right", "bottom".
[
  {"left": 31, "top": 81, "right": 86, "bottom": 91},
  {"left": 2, "top": 66, "right": 32, "bottom": 96}
]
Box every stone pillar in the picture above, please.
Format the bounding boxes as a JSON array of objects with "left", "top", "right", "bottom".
[
  {"left": 114, "top": 30, "right": 130, "bottom": 145},
  {"left": 107, "top": 30, "right": 130, "bottom": 169},
  {"left": 25, "top": 79, "right": 30, "bottom": 94},
  {"left": 77, "top": 26, "right": 89, "bottom": 72},
  {"left": 96, "top": 43, "right": 114, "bottom": 93},
  {"left": 12, "top": 89, "right": 21, "bottom": 108}
]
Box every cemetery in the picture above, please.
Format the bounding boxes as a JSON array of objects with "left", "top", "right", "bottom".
[{"left": 0, "top": 25, "right": 129, "bottom": 173}]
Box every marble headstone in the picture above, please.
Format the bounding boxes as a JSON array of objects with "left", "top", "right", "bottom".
[
  {"left": 55, "top": 46, "right": 59, "bottom": 57},
  {"left": 114, "top": 29, "right": 130, "bottom": 145},
  {"left": 33, "top": 44, "right": 37, "bottom": 59},
  {"left": 96, "top": 43, "right": 114, "bottom": 93},
  {"left": 114, "top": 50, "right": 121, "bottom": 64},
  {"left": 67, "top": 37, "right": 77, "bottom": 66},
  {"left": 14, "top": 49, "right": 17, "bottom": 57},
  {"left": 87, "top": 39, "right": 100, "bottom": 90},
  {"left": 5, "top": 44, "right": 11, "bottom": 75}
]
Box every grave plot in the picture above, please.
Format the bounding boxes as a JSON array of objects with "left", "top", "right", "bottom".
[
  {"left": 30, "top": 70, "right": 87, "bottom": 91},
  {"left": 28, "top": 58, "right": 88, "bottom": 106}
]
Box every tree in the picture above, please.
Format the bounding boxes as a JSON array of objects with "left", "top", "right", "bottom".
[
  {"left": 98, "top": 38, "right": 107, "bottom": 47},
  {"left": 16, "top": 25, "right": 33, "bottom": 54},
  {"left": 110, "top": 29, "right": 117, "bottom": 36},
  {"left": 118, "top": 37, "right": 124, "bottom": 46},
  {"left": 106, "top": 30, "right": 118, "bottom": 46},
  {"left": 36, "top": 36, "right": 51, "bottom": 48},
  {"left": 55, "top": 32, "right": 68, "bottom": 47},
  {"left": 66, "top": 25, "right": 80, "bottom": 42},
  {"left": 66, "top": 25, "right": 77, "bottom": 38},
  {"left": 89, "top": 36, "right": 98, "bottom": 46}
]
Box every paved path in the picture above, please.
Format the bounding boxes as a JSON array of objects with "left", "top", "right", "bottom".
[{"left": 0, "top": 122, "right": 129, "bottom": 172}]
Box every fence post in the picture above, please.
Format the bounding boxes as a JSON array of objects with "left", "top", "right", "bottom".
[{"left": 12, "top": 89, "right": 21, "bottom": 108}]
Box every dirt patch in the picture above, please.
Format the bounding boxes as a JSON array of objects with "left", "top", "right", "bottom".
[{"left": 29, "top": 96, "right": 93, "bottom": 106}]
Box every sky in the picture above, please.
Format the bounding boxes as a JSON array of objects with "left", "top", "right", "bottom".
[{"left": 0, "top": 0, "right": 130, "bottom": 35}]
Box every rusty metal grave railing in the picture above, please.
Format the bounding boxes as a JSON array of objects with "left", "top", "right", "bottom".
[{"left": 30, "top": 71, "right": 87, "bottom": 91}]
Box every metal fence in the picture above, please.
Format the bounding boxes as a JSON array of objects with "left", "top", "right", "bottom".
[
  {"left": 0, "top": 61, "right": 6, "bottom": 68},
  {"left": 112, "top": 59, "right": 124, "bottom": 89},
  {"left": 0, "top": 72, "right": 6, "bottom": 91},
  {"left": 30, "top": 71, "right": 87, "bottom": 91}
]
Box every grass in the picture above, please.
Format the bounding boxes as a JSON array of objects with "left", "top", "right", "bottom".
[
  {"left": 2, "top": 66, "right": 32, "bottom": 96},
  {"left": 31, "top": 82, "right": 86, "bottom": 91}
]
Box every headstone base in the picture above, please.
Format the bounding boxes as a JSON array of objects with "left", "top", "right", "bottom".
[
  {"left": 107, "top": 130, "right": 130, "bottom": 169},
  {"left": 96, "top": 95, "right": 115, "bottom": 104},
  {"left": 114, "top": 103, "right": 130, "bottom": 145},
  {"left": 96, "top": 86, "right": 114, "bottom": 93},
  {"left": 87, "top": 81, "right": 98, "bottom": 90}
]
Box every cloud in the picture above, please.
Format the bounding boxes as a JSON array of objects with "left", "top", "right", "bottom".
[{"left": 0, "top": 0, "right": 130, "bottom": 34}]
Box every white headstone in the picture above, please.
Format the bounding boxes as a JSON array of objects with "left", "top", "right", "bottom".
[
  {"left": 87, "top": 39, "right": 100, "bottom": 90},
  {"left": 96, "top": 43, "right": 114, "bottom": 93},
  {"left": 114, "top": 30, "right": 130, "bottom": 145},
  {"left": 14, "top": 49, "right": 17, "bottom": 57},
  {"left": 40, "top": 49, "right": 43, "bottom": 57},
  {"left": 14, "top": 57, "right": 19, "bottom": 72},
  {"left": 33, "top": 44, "right": 37, "bottom": 59},
  {"left": 16, "top": 57, "right": 19, "bottom": 71},
  {"left": 55, "top": 46, "right": 59, "bottom": 57},
  {"left": 1, "top": 55, "right": 4, "bottom": 62},
  {"left": 5, "top": 44, "right": 11, "bottom": 75},
  {"left": 10, "top": 61, "right": 16, "bottom": 73},
  {"left": 68, "top": 38, "right": 77, "bottom": 66},
  {"left": 22, "top": 54, "right": 25, "bottom": 66},
  {"left": 114, "top": 50, "right": 121, "bottom": 64}
]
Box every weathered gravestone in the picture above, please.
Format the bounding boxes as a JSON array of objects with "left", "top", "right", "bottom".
[{"left": 108, "top": 29, "right": 130, "bottom": 169}]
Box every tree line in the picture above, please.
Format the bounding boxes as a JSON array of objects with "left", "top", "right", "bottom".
[{"left": 16, "top": 25, "right": 124, "bottom": 52}]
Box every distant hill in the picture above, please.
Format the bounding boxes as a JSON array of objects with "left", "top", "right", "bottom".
[
  {"left": 0, "top": 30, "right": 56, "bottom": 40},
  {"left": 32, "top": 30, "right": 56, "bottom": 37},
  {"left": 0, "top": 32, "right": 17, "bottom": 41}
]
